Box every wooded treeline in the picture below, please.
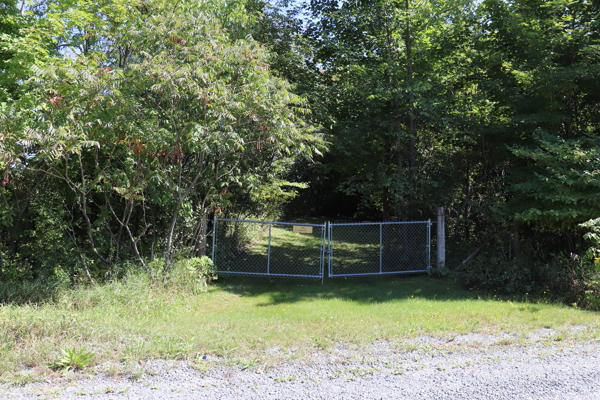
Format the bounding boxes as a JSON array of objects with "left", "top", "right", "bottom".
[{"left": 1, "top": 0, "right": 599, "bottom": 305}]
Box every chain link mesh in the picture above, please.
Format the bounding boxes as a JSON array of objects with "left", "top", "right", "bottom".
[
  {"left": 213, "top": 218, "right": 432, "bottom": 279},
  {"left": 329, "top": 222, "right": 431, "bottom": 276},
  {"left": 213, "top": 219, "right": 324, "bottom": 278}
]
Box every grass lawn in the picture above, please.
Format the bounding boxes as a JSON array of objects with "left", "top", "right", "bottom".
[{"left": 1, "top": 273, "right": 598, "bottom": 381}]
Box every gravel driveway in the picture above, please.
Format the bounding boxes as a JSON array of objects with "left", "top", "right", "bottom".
[{"left": 2, "top": 332, "right": 599, "bottom": 400}]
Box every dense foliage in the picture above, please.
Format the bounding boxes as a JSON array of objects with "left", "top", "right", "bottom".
[
  {"left": 1, "top": 0, "right": 599, "bottom": 307},
  {"left": 0, "top": 0, "right": 323, "bottom": 283},
  {"left": 282, "top": 0, "right": 600, "bottom": 305}
]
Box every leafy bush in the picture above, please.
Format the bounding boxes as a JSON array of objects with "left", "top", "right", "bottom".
[
  {"left": 170, "top": 256, "right": 217, "bottom": 294},
  {"left": 536, "top": 253, "right": 593, "bottom": 302},
  {"left": 226, "top": 218, "right": 270, "bottom": 250},
  {"left": 149, "top": 256, "right": 217, "bottom": 294},
  {"left": 580, "top": 263, "right": 600, "bottom": 310},
  {"left": 577, "top": 218, "right": 600, "bottom": 309},
  {"left": 148, "top": 258, "right": 166, "bottom": 280},
  {"left": 454, "top": 249, "right": 598, "bottom": 307},
  {"left": 454, "top": 252, "right": 537, "bottom": 294}
]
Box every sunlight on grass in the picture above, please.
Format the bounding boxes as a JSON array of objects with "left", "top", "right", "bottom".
[{"left": 0, "top": 274, "right": 598, "bottom": 378}]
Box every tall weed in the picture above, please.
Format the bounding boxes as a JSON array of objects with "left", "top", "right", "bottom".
[{"left": 0, "top": 278, "right": 64, "bottom": 305}]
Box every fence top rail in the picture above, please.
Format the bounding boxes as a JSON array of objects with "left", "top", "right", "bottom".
[
  {"left": 215, "top": 217, "right": 325, "bottom": 227},
  {"left": 330, "top": 220, "right": 432, "bottom": 226}
]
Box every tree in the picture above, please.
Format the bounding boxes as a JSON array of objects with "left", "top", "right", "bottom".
[
  {"left": 0, "top": 0, "right": 19, "bottom": 99},
  {"left": 0, "top": 0, "right": 323, "bottom": 280},
  {"left": 302, "top": 0, "right": 478, "bottom": 220},
  {"left": 477, "top": 0, "right": 600, "bottom": 251}
]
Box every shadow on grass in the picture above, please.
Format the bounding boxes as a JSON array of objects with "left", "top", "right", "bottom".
[
  {"left": 216, "top": 239, "right": 324, "bottom": 276},
  {"left": 216, "top": 274, "right": 479, "bottom": 306}
]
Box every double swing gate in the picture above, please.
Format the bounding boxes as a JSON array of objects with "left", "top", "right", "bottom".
[{"left": 212, "top": 218, "right": 433, "bottom": 280}]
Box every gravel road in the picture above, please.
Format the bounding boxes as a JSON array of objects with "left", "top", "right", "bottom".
[{"left": 2, "top": 332, "right": 599, "bottom": 400}]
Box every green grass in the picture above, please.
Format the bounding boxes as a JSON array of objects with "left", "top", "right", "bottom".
[{"left": 0, "top": 273, "right": 598, "bottom": 380}]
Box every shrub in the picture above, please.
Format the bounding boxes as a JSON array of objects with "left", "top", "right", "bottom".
[
  {"left": 536, "top": 253, "right": 593, "bottom": 303},
  {"left": 454, "top": 249, "right": 598, "bottom": 307},
  {"left": 576, "top": 218, "right": 600, "bottom": 308},
  {"left": 148, "top": 258, "right": 166, "bottom": 280},
  {"left": 223, "top": 218, "right": 269, "bottom": 250},
  {"left": 169, "top": 256, "right": 217, "bottom": 294},
  {"left": 580, "top": 262, "right": 600, "bottom": 310},
  {"left": 454, "top": 252, "right": 536, "bottom": 294}
]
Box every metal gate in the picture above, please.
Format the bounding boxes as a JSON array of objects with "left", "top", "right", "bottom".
[
  {"left": 212, "top": 218, "right": 326, "bottom": 279},
  {"left": 327, "top": 221, "right": 432, "bottom": 277},
  {"left": 212, "top": 217, "right": 432, "bottom": 279}
]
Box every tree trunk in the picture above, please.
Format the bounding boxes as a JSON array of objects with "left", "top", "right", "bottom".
[
  {"left": 0, "top": 231, "right": 4, "bottom": 272},
  {"left": 456, "top": 239, "right": 491, "bottom": 271},
  {"left": 460, "top": 164, "right": 472, "bottom": 241},
  {"left": 382, "top": 186, "right": 390, "bottom": 221},
  {"left": 76, "top": 155, "right": 112, "bottom": 266},
  {"left": 164, "top": 199, "right": 182, "bottom": 276},
  {"left": 193, "top": 211, "right": 209, "bottom": 256},
  {"left": 513, "top": 218, "right": 520, "bottom": 259},
  {"left": 150, "top": 207, "right": 157, "bottom": 261}
]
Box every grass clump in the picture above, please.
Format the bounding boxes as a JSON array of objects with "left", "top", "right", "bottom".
[
  {"left": 49, "top": 347, "right": 95, "bottom": 373},
  {"left": 0, "top": 277, "right": 66, "bottom": 305}
]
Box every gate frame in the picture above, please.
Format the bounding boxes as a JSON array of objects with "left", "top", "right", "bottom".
[
  {"left": 212, "top": 217, "right": 326, "bottom": 280},
  {"left": 327, "top": 220, "right": 433, "bottom": 278}
]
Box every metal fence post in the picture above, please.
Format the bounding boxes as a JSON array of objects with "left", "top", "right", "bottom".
[
  {"left": 427, "top": 219, "right": 432, "bottom": 269},
  {"left": 212, "top": 215, "right": 217, "bottom": 267},
  {"left": 267, "top": 223, "right": 272, "bottom": 274},
  {"left": 321, "top": 223, "right": 325, "bottom": 285},
  {"left": 379, "top": 223, "right": 383, "bottom": 274},
  {"left": 328, "top": 221, "right": 332, "bottom": 277}
]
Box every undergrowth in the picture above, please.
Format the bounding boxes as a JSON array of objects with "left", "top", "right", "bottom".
[
  {"left": 452, "top": 250, "right": 600, "bottom": 309},
  {"left": 0, "top": 256, "right": 217, "bottom": 306}
]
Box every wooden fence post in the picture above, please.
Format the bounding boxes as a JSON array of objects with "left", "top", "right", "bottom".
[{"left": 437, "top": 207, "right": 445, "bottom": 269}]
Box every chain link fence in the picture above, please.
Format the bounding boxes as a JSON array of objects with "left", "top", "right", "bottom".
[
  {"left": 328, "top": 221, "right": 432, "bottom": 277},
  {"left": 212, "top": 218, "right": 325, "bottom": 279},
  {"left": 212, "top": 218, "right": 433, "bottom": 280}
]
